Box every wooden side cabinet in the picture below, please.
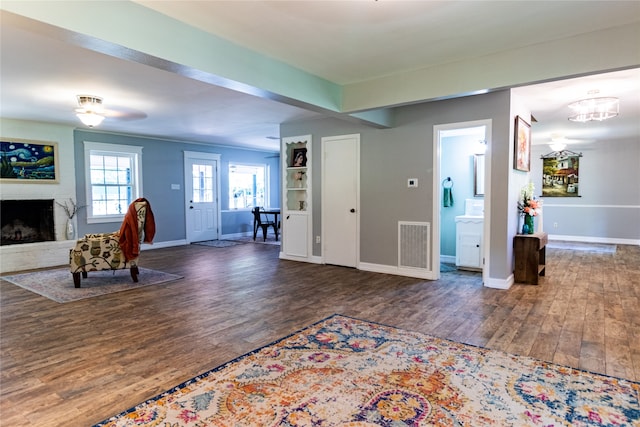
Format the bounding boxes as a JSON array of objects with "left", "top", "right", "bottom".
[{"left": 513, "top": 232, "right": 548, "bottom": 285}]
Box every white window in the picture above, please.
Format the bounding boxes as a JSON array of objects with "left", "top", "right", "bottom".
[
  {"left": 84, "top": 142, "right": 143, "bottom": 223},
  {"left": 229, "top": 163, "right": 267, "bottom": 209}
]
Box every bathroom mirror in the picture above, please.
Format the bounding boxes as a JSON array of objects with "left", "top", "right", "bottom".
[{"left": 474, "top": 154, "right": 485, "bottom": 196}]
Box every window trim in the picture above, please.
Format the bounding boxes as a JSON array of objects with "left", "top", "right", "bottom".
[
  {"left": 83, "top": 141, "right": 143, "bottom": 224},
  {"left": 228, "top": 161, "right": 269, "bottom": 210}
]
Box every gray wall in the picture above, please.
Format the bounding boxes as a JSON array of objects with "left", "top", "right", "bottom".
[
  {"left": 530, "top": 137, "right": 640, "bottom": 240},
  {"left": 73, "top": 130, "right": 280, "bottom": 241},
  {"left": 282, "top": 90, "right": 514, "bottom": 280}
]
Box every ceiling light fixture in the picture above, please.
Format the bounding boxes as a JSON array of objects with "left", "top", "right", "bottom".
[
  {"left": 568, "top": 90, "right": 619, "bottom": 122},
  {"left": 549, "top": 134, "right": 567, "bottom": 152},
  {"left": 75, "top": 95, "right": 105, "bottom": 127},
  {"left": 549, "top": 141, "right": 567, "bottom": 152}
]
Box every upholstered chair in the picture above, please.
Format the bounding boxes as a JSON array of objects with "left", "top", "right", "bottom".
[{"left": 69, "top": 199, "right": 154, "bottom": 288}]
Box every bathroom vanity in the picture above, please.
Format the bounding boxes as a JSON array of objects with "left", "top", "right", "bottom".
[{"left": 455, "top": 199, "right": 484, "bottom": 271}]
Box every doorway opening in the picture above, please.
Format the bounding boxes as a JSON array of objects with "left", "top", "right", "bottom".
[{"left": 433, "top": 120, "right": 491, "bottom": 284}]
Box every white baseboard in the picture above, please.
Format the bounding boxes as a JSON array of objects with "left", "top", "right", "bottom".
[
  {"left": 483, "top": 274, "right": 514, "bottom": 289},
  {"left": 358, "top": 262, "right": 438, "bottom": 280},
  {"left": 549, "top": 234, "right": 639, "bottom": 246},
  {"left": 142, "top": 239, "right": 187, "bottom": 250},
  {"left": 278, "top": 253, "right": 323, "bottom": 264}
]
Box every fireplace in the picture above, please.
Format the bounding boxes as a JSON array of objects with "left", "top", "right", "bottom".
[{"left": 1, "top": 200, "right": 55, "bottom": 246}]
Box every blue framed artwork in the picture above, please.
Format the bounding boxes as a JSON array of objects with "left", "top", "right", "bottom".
[{"left": 1, "top": 138, "right": 59, "bottom": 182}]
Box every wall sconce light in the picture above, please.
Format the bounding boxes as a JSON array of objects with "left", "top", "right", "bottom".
[{"left": 75, "top": 95, "right": 105, "bottom": 127}]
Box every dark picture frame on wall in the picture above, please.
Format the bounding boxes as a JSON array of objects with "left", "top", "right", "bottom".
[
  {"left": 291, "top": 148, "right": 307, "bottom": 167},
  {"left": 0, "top": 138, "right": 59, "bottom": 183},
  {"left": 513, "top": 116, "right": 531, "bottom": 172}
]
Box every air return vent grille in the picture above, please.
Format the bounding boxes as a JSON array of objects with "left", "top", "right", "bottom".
[{"left": 398, "top": 221, "right": 430, "bottom": 271}]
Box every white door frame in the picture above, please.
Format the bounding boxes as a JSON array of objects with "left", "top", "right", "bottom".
[
  {"left": 183, "top": 151, "right": 221, "bottom": 243},
  {"left": 432, "top": 120, "right": 492, "bottom": 284},
  {"left": 321, "top": 134, "right": 360, "bottom": 267}
]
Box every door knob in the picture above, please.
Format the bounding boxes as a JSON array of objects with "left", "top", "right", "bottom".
[{"left": 350, "top": 208, "right": 356, "bottom": 213}]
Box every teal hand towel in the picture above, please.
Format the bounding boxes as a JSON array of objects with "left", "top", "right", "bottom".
[{"left": 443, "top": 187, "right": 454, "bottom": 207}]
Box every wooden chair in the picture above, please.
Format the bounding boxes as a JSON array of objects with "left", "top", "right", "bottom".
[{"left": 252, "top": 207, "right": 277, "bottom": 241}]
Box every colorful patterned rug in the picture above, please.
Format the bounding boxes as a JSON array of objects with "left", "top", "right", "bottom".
[
  {"left": 94, "top": 314, "right": 639, "bottom": 426},
  {"left": 1, "top": 267, "right": 182, "bottom": 303}
]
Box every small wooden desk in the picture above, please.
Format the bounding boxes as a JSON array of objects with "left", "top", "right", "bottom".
[{"left": 514, "top": 232, "right": 548, "bottom": 285}]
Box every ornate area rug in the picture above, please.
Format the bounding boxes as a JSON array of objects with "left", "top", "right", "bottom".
[
  {"left": 94, "top": 314, "right": 639, "bottom": 427},
  {"left": 192, "top": 240, "right": 246, "bottom": 248},
  {"left": 1, "top": 267, "right": 182, "bottom": 303}
]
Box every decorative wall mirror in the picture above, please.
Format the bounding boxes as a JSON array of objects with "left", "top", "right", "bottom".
[{"left": 474, "top": 154, "right": 485, "bottom": 196}]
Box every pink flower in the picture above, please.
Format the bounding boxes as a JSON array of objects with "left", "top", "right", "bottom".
[
  {"left": 588, "top": 411, "right": 602, "bottom": 423},
  {"left": 308, "top": 352, "right": 330, "bottom": 363},
  {"left": 525, "top": 410, "right": 542, "bottom": 424},
  {"left": 267, "top": 364, "right": 285, "bottom": 372},
  {"left": 177, "top": 409, "right": 199, "bottom": 423}
]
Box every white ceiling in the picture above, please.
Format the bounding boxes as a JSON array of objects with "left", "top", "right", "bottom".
[{"left": 1, "top": 1, "right": 638, "bottom": 151}]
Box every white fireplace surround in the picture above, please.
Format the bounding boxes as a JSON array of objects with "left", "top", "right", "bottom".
[{"left": 0, "top": 198, "right": 81, "bottom": 273}]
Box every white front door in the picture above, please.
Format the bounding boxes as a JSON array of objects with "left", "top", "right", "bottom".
[
  {"left": 184, "top": 151, "right": 221, "bottom": 243},
  {"left": 322, "top": 134, "right": 360, "bottom": 267}
]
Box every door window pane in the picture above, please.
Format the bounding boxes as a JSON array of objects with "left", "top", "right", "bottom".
[{"left": 192, "top": 164, "right": 213, "bottom": 203}]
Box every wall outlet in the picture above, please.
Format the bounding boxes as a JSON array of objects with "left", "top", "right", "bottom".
[
  {"left": 407, "top": 178, "right": 418, "bottom": 188},
  {"left": 553, "top": 222, "right": 558, "bottom": 228},
  {"left": 316, "top": 236, "right": 321, "bottom": 244}
]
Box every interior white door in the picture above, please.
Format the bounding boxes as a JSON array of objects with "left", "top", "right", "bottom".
[
  {"left": 184, "top": 152, "right": 220, "bottom": 243},
  {"left": 322, "top": 134, "right": 359, "bottom": 267}
]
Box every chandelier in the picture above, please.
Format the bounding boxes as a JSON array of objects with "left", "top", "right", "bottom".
[
  {"left": 75, "top": 95, "right": 105, "bottom": 127},
  {"left": 568, "top": 92, "right": 619, "bottom": 122}
]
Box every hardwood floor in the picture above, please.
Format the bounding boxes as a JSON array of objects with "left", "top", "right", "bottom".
[{"left": 1, "top": 242, "right": 638, "bottom": 426}]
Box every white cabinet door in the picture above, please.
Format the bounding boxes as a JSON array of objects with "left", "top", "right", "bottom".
[
  {"left": 455, "top": 218, "right": 483, "bottom": 269},
  {"left": 283, "top": 213, "right": 308, "bottom": 257},
  {"left": 457, "top": 233, "right": 482, "bottom": 268}
]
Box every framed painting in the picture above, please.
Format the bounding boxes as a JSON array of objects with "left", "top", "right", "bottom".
[
  {"left": 541, "top": 152, "right": 581, "bottom": 197},
  {"left": 291, "top": 147, "right": 307, "bottom": 167},
  {"left": 0, "top": 138, "right": 59, "bottom": 183},
  {"left": 514, "top": 116, "right": 531, "bottom": 172}
]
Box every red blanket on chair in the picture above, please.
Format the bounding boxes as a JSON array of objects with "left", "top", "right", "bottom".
[{"left": 118, "top": 198, "right": 156, "bottom": 261}]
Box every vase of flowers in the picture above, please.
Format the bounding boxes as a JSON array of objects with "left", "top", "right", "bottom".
[
  {"left": 56, "top": 198, "right": 86, "bottom": 240},
  {"left": 518, "top": 182, "right": 542, "bottom": 235}
]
